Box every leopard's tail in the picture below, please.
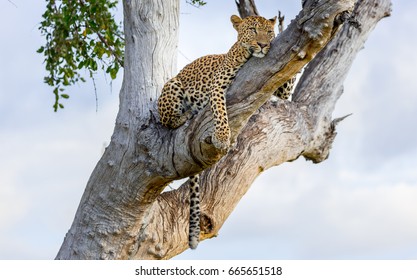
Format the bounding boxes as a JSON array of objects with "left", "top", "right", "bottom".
[{"left": 188, "top": 174, "right": 201, "bottom": 249}]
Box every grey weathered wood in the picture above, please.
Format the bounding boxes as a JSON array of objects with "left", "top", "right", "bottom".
[
  {"left": 235, "top": 0, "right": 259, "bottom": 17},
  {"left": 55, "top": 0, "right": 181, "bottom": 259},
  {"left": 56, "top": 0, "right": 391, "bottom": 259}
]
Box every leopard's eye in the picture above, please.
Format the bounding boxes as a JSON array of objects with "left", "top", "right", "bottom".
[{"left": 249, "top": 27, "right": 257, "bottom": 33}]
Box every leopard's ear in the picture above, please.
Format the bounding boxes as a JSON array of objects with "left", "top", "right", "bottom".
[
  {"left": 269, "top": 16, "right": 277, "bottom": 26},
  {"left": 231, "top": 15, "right": 243, "bottom": 30}
]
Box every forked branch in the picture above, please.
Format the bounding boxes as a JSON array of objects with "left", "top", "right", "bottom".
[{"left": 127, "top": 0, "right": 394, "bottom": 259}]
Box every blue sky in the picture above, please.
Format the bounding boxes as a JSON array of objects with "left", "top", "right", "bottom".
[{"left": 1, "top": 1, "right": 417, "bottom": 260}]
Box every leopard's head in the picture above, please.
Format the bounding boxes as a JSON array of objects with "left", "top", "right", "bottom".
[{"left": 231, "top": 15, "right": 277, "bottom": 58}]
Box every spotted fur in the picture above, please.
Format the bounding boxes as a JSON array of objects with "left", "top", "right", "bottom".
[
  {"left": 158, "top": 15, "right": 296, "bottom": 249},
  {"left": 158, "top": 15, "right": 277, "bottom": 148},
  {"left": 273, "top": 76, "right": 296, "bottom": 100}
]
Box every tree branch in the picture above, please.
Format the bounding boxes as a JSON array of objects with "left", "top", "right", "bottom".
[
  {"left": 7, "top": 0, "right": 18, "bottom": 8},
  {"left": 235, "top": 0, "right": 259, "bottom": 18},
  {"left": 163, "top": 0, "right": 357, "bottom": 176},
  {"left": 56, "top": 0, "right": 391, "bottom": 260},
  {"left": 277, "top": 11, "right": 285, "bottom": 33},
  {"left": 79, "top": 0, "right": 124, "bottom": 67},
  {"left": 130, "top": 0, "right": 392, "bottom": 259}
]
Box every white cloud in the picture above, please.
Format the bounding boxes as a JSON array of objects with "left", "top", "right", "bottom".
[
  {"left": 0, "top": 171, "right": 29, "bottom": 228},
  {"left": 178, "top": 157, "right": 417, "bottom": 259},
  {"left": 2, "top": 0, "right": 417, "bottom": 260},
  {"left": 0, "top": 66, "right": 120, "bottom": 259}
]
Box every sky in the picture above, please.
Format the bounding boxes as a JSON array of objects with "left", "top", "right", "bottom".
[{"left": 1, "top": 0, "right": 417, "bottom": 260}]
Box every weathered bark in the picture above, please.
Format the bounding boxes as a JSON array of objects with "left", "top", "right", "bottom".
[
  {"left": 235, "top": 0, "right": 286, "bottom": 33},
  {"left": 56, "top": 0, "right": 391, "bottom": 260},
  {"left": 235, "top": 0, "right": 259, "bottom": 17},
  {"left": 55, "top": 0, "right": 181, "bottom": 259}
]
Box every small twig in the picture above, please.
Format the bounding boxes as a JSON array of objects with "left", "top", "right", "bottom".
[
  {"left": 7, "top": 0, "right": 17, "bottom": 8},
  {"left": 89, "top": 70, "right": 99, "bottom": 112},
  {"left": 79, "top": 0, "right": 124, "bottom": 67},
  {"left": 96, "top": 32, "right": 124, "bottom": 67},
  {"left": 178, "top": 49, "right": 192, "bottom": 63},
  {"left": 332, "top": 113, "right": 353, "bottom": 127},
  {"left": 277, "top": 10, "right": 285, "bottom": 33}
]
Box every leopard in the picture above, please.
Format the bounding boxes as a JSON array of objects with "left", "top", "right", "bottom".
[
  {"left": 273, "top": 76, "right": 297, "bottom": 99},
  {"left": 158, "top": 15, "right": 295, "bottom": 250}
]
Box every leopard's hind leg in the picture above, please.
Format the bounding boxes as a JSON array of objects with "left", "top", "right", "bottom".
[
  {"left": 273, "top": 76, "right": 297, "bottom": 100},
  {"left": 158, "top": 77, "right": 191, "bottom": 128}
]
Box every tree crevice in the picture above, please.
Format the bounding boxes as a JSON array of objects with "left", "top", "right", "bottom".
[{"left": 56, "top": 0, "right": 392, "bottom": 260}]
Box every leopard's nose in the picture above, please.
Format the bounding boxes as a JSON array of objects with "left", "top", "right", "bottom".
[{"left": 257, "top": 42, "right": 268, "bottom": 48}]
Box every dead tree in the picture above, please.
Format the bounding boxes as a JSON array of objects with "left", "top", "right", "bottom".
[{"left": 56, "top": 0, "right": 392, "bottom": 259}]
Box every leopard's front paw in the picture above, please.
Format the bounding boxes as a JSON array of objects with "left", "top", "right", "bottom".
[{"left": 211, "top": 130, "right": 231, "bottom": 151}]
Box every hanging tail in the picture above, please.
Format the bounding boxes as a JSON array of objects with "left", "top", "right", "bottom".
[{"left": 188, "top": 174, "right": 201, "bottom": 249}]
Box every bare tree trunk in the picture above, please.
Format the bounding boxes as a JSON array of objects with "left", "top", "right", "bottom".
[
  {"left": 55, "top": 0, "right": 180, "bottom": 259},
  {"left": 56, "top": 0, "right": 391, "bottom": 259}
]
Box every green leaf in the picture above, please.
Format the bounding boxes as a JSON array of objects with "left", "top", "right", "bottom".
[
  {"left": 187, "top": 0, "right": 207, "bottom": 7},
  {"left": 109, "top": 67, "right": 117, "bottom": 79},
  {"left": 38, "top": 0, "right": 125, "bottom": 111},
  {"left": 92, "top": 60, "right": 98, "bottom": 71},
  {"left": 63, "top": 75, "right": 69, "bottom": 86}
]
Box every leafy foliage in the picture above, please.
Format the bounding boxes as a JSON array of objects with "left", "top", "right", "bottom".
[
  {"left": 186, "top": 0, "right": 207, "bottom": 7},
  {"left": 38, "top": 0, "right": 124, "bottom": 111}
]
